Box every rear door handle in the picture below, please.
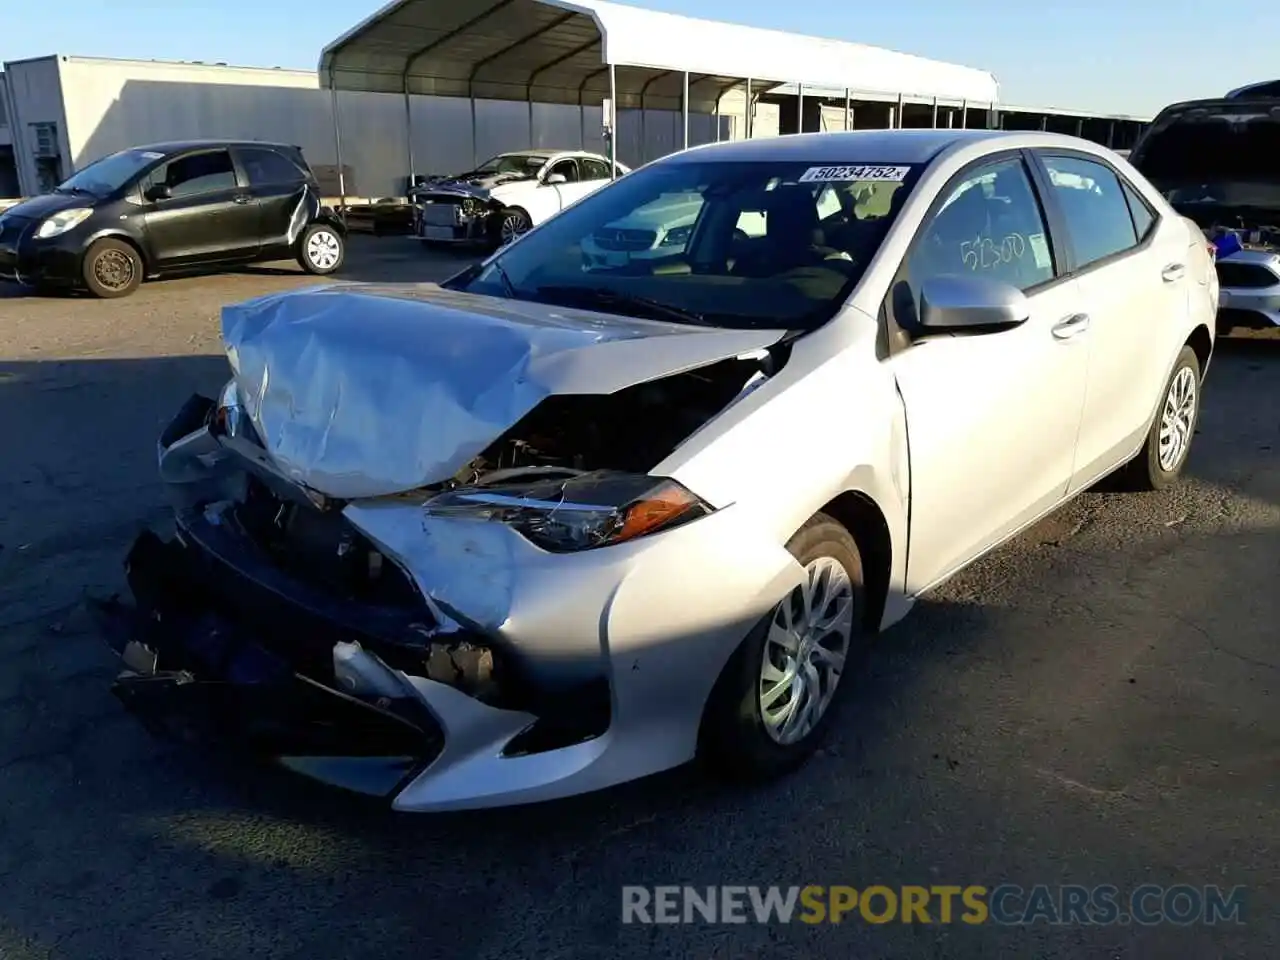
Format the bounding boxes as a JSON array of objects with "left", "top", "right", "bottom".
[
  {"left": 233, "top": 195, "right": 251, "bottom": 205},
  {"left": 1162, "top": 262, "right": 1186, "bottom": 282},
  {"left": 1052, "top": 313, "right": 1091, "bottom": 339}
]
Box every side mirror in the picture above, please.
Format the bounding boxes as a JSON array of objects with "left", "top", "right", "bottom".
[
  {"left": 917, "top": 274, "right": 1030, "bottom": 333},
  {"left": 545, "top": 173, "right": 567, "bottom": 185},
  {"left": 144, "top": 183, "right": 171, "bottom": 202}
]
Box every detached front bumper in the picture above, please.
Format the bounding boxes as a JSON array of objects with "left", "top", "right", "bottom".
[
  {"left": 91, "top": 530, "right": 447, "bottom": 800},
  {"left": 101, "top": 390, "right": 806, "bottom": 810}
]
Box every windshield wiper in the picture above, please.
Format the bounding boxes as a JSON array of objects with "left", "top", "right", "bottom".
[{"left": 534, "top": 284, "right": 706, "bottom": 325}]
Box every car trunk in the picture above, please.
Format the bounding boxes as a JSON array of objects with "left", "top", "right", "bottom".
[{"left": 1129, "top": 98, "right": 1280, "bottom": 244}]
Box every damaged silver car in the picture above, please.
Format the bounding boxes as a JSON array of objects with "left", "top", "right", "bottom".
[{"left": 95, "top": 129, "right": 1216, "bottom": 811}]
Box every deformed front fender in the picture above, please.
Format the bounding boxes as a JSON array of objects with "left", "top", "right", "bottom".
[{"left": 314, "top": 207, "right": 348, "bottom": 236}]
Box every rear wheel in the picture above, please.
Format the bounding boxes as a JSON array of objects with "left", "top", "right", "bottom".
[
  {"left": 297, "top": 223, "right": 345, "bottom": 275},
  {"left": 699, "top": 514, "right": 868, "bottom": 782},
  {"left": 82, "top": 238, "right": 143, "bottom": 299},
  {"left": 1118, "top": 345, "right": 1202, "bottom": 491}
]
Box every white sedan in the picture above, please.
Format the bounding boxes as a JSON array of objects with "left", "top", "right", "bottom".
[
  {"left": 97, "top": 129, "right": 1217, "bottom": 811},
  {"left": 413, "top": 149, "right": 630, "bottom": 247}
]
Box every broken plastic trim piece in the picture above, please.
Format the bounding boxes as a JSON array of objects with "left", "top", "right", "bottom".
[{"left": 422, "top": 471, "right": 713, "bottom": 552}]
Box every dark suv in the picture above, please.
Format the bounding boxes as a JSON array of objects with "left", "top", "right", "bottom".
[{"left": 0, "top": 139, "right": 347, "bottom": 298}]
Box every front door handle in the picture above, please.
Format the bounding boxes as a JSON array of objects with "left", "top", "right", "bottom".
[
  {"left": 1162, "top": 262, "right": 1186, "bottom": 282},
  {"left": 1052, "top": 313, "right": 1091, "bottom": 339},
  {"left": 233, "top": 195, "right": 251, "bottom": 205}
]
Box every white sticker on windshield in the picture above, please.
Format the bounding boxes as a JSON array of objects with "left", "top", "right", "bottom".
[
  {"left": 1029, "top": 232, "right": 1052, "bottom": 270},
  {"left": 140, "top": 152, "right": 165, "bottom": 159},
  {"left": 798, "top": 165, "right": 911, "bottom": 183}
]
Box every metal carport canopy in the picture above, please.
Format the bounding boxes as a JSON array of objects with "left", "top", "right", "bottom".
[
  {"left": 318, "top": 0, "right": 997, "bottom": 195},
  {"left": 320, "top": 0, "right": 997, "bottom": 115}
]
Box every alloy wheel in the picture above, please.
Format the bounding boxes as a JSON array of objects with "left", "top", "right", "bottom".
[
  {"left": 499, "top": 213, "right": 529, "bottom": 245},
  {"left": 759, "top": 556, "right": 855, "bottom": 745},
  {"left": 1158, "top": 366, "right": 1197, "bottom": 472}
]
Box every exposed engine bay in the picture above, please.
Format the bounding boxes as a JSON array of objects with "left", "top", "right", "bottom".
[{"left": 446, "top": 352, "right": 781, "bottom": 490}]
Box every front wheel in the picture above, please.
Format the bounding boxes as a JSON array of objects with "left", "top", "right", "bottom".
[
  {"left": 297, "top": 223, "right": 345, "bottom": 275},
  {"left": 1118, "top": 344, "right": 1202, "bottom": 491},
  {"left": 699, "top": 514, "right": 868, "bottom": 782},
  {"left": 494, "top": 208, "right": 532, "bottom": 247},
  {"left": 82, "top": 238, "right": 143, "bottom": 298}
]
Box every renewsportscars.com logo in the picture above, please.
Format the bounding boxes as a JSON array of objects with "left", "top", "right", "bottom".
[{"left": 621, "top": 884, "right": 1246, "bottom": 926}]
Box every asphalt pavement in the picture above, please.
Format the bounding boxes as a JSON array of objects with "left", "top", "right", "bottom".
[{"left": 0, "top": 238, "right": 1276, "bottom": 959}]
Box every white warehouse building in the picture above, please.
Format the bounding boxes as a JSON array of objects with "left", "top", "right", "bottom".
[{"left": 0, "top": 0, "right": 1149, "bottom": 202}]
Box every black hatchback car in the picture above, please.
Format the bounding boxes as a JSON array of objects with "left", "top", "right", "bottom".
[{"left": 0, "top": 139, "right": 347, "bottom": 298}]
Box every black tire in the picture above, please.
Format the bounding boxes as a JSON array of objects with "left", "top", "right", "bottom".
[
  {"left": 296, "top": 223, "right": 345, "bottom": 275},
  {"left": 493, "top": 207, "right": 532, "bottom": 248},
  {"left": 82, "top": 238, "right": 143, "bottom": 299},
  {"left": 1118, "top": 345, "right": 1202, "bottom": 491},
  {"left": 699, "top": 513, "right": 869, "bottom": 782}
]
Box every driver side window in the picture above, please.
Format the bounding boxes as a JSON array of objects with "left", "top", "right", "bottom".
[{"left": 152, "top": 150, "right": 238, "bottom": 199}]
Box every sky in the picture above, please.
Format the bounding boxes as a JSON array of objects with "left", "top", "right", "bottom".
[{"left": 4, "top": 0, "right": 1278, "bottom": 118}]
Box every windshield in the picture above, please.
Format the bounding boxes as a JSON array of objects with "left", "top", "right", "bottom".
[
  {"left": 471, "top": 154, "right": 549, "bottom": 177},
  {"left": 452, "top": 159, "right": 919, "bottom": 330},
  {"left": 55, "top": 149, "right": 161, "bottom": 197}
]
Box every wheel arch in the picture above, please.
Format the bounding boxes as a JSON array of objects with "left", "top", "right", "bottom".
[
  {"left": 1185, "top": 323, "right": 1212, "bottom": 380},
  {"left": 83, "top": 230, "right": 151, "bottom": 274},
  {"left": 815, "top": 490, "right": 894, "bottom": 634},
  {"left": 312, "top": 211, "right": 348, "bottom": 237}
]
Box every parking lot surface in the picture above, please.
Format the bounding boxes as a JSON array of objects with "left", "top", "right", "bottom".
[{"left": 0, "top": 237, "right": 1277, "bottom": 959}]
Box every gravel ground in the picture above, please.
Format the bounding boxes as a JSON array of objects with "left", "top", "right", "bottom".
[{"left": 0, "top": 238, "right": 1277, "bottom": 960}]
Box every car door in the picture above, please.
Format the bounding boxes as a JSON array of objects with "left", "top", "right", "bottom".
[
  {"left": 1030, "top": 151, "right": 1192, "bottom": 492},
  {"left": 546, "top": 157, "right": 597, "bottom": 208},
  {"left": 233, "top": 145, "right": 311, "bottom": 256},
  {"left": 887, "top": 154, "right": 1090, "bottom": 592},
  {"left": 141, "top": 148, "right": 261, "bottom": 265}
]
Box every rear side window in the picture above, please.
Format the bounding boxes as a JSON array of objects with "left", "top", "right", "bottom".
[
  {"left": 580, "top": 158, "right": 611, "bottom": 181},
  {"left": 1040, "top": 155, "right": 1139, "bottom": 269},
  {"left": 159, "top": 150, "right": 237, "bottom": 198},
  {"left": 1121, "top": 180, "right": 1156, "bottom": 241},
  {"left": 239, "top": 147, "right": 307, "bottom": 187}
]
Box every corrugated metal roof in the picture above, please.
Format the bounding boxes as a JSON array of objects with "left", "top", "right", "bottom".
[{"left": 318, "top": 0, "right": 998, "bottom": 113}]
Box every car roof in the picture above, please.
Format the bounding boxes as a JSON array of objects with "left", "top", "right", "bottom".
[
  {"left": 498, "top": 149, "right": 604, "bottom": 158},
  {"left": 125, "top": 139, "right": 301, "bottom": 155},
  {"left": 666, "top": 129, "right": 1107, "bottom": 166}
]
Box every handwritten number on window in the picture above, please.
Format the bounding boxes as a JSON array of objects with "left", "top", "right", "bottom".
[{"left": 959, "top": 233, "right": 1028, "bottom": 272}]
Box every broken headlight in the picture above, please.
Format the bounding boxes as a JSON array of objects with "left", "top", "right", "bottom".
[{"left": 422, "top": 471, "right": 712, "bottom": 552}]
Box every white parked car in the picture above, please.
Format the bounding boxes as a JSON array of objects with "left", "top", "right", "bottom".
[
  {"left": 96, "top": 130, "right": 1217, "bottom": 811},
  {"left": 412, "top": 150, "right": 630, "bottom": 247}
]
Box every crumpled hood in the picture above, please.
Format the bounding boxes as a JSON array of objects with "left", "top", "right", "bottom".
[
  {"left": 412, "top": 172, "right": 533, "bottom": 202},
  {"left": 221, "top": 283, "right": 786, "bottom": 500}
]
